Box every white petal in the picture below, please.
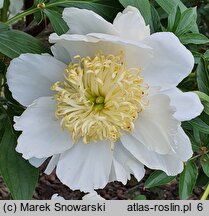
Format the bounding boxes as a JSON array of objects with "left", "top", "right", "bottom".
[
  {"left": 88, "top": 33, "right": 152, "bottom": 68},
  {"left": 63, "top": 7, "right": 118, "bottom": 35},
  {"left": 51, "top": 194, "right": 65, "bottom": 200},
  {"left": 109, "top": 142, "right": 145, "bottom": 184},
  {"left": 45, "top": 154, "right": 60, "bottom": 175},
  {"left": 121, "top": 134, "right": 184, "bottom": 176},
  {"left": 82, "top": 191, "right": 105, "bottom": 200},
  {"left": 15, "top": 97, "right": 73, "bottom": 159},
  {"left": 49, "top": 34, "right": 100, "bottom": 59},
  {"left": 51, "top": 44, "right": 72, "bottom": 65},
  {"left": 29, "top": 157, "right": 47, "bottom": 168},
  {"left": 175, "top": 127, "right": 193, "bottom": 161},
  {"left": 142, "top": 32, "right": 194, "bottom": 90},
  {"left": 88, "top": 33, "right": 150, "bottom": 49},
  {"left": 56, "top": 141, "right": 113, "bottom": 192},
  {"left": 49, "top": 33, "right": 152, "bottom": 69},
  {"left": 113, "top": 6, "right": 150, "bottom": 41},
  {"left": 109, "top": 159, "right": 129, "bottom": 185},
  {"left": 7, "top": 54, "right": 66, "bottom": 106},
  {"left": 132, "top": 94, "right": 180, "bottom": 154},
  {"left": 163, "top": 88, "right": 203, "bottom": 121}
]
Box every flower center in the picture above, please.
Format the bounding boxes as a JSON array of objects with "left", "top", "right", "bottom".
[{"left": 51, "top": 52, "right": 148, "bottom": 147}]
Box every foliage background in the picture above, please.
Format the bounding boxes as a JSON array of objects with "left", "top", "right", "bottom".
[{"left": 0, "top": 0, "right": 209, "bottom": 200}]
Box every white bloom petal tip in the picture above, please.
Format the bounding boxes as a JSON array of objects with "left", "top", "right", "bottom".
[
  {"left": 164, "top": 88, "right": 204, "bottom": 121},
  {"left": 62, "top": 7, "right": 118, "bottom": 35},
  {"left": 82, "top": 191, "right": 105, "bottom": 200},
  {"left": 143, "top": 32, "right": 194, "bottom": 89},
  {"left": 51, "top": 194, "right": 65, "bottom": 200},
  {"left": 113, "top": 5, "right": 150, "bottom": 41}
]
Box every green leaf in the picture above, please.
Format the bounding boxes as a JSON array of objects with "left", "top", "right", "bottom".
[
  {"left": 197, "top": 58, "right": 209, "bottom": 95},
  {"left": 0, "top": 30, "right": 49, "bottom": 59},
  {"left": 0, "top": 122, "right": 39, "bottom": 199},
  {"left": 200, "top": 154, "right": 209, "bottom": 177},
  {"left": 0, "top": 22, "right": 9, "bottom": 31},
  {"left": 196, "top": 169, "right": 209, "bottom": 187},
  {"left": 204, "top": 50, "right": 209, "bottom": 60},
  {"left": 179, "top": 33, "right": 209, "bottom": 45},
  {"left": 44, "top": 8, "right": 69, "bottom": 35},
  {"left": 179, "top": 160, "right": 198, "bottom": 200},
  {"left": 155, "top": 0, "right": 186, "bottom": 14},
  {"left": 133, "top": 195, "right": 146, "bottom": 200},
  {"left": 156, "top": 0, "right": 198, "bottom": 33},
  {"left": 150, "top": 5, "right": 161, "bottom": 32},
  {"left": 175, "top": 7, "right": 197, "bottom": 36},
  {"left": 119, "top": 0, "right": 153, "bottom": 31},
  {"left": 189, "top": 117, "right": 209, "bottom": 134},
  {"left": 168, "top": 6, "right": 181, "bottom": 32},
  {"left": 194, "top": 91, "right": 209, "bottom": 116},
  {"left": 144, "top": 170, "right": 175, "bottom": 188},
  {"left": 49, "top": 0, "right": 123, "bottom": 22}
]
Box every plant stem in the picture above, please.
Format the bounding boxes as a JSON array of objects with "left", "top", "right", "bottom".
[
  {"left": 5, "top": 0, "right": 90, "bottom": 25},
  {"left": 201, "top": 183, "right": 209, "bottom": 200},
  {"left": 1, "top": 0, "right": 10, "bottom": 22}
]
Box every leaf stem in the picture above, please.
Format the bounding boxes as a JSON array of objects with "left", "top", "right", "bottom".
[
  {"left": 5, "top": 1, "right": 92, "bottom": 25},
  {"left": 1, "top": 0, "right": 10, "bottom": 22},
  {"left": 201, "top": 183, "right": 209, "bottom": 200}
]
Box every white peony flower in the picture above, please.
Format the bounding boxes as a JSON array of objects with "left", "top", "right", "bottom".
[
  {"left": 0, "top": 0, "right": 23, "bottom": 18},
  {"left": 7, "top": 6, "right": 203, "bottom": 192}
]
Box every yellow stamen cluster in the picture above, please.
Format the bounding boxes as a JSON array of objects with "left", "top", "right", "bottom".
[{"left": 51, "top": 52, "right": 148, "bottom": 147}]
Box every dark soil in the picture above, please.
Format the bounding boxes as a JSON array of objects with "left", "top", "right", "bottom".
[{"left": 0, "top": 168, "right": 204, "bottom": 200}]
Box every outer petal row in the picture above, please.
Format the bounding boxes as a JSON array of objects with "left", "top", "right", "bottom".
[
  {"left": 142, "top": 32, "right": 194, "bottom": 90},
  {"left": 7, "top": 54, "right": 66, "bottom": 106},
  {"left": 121, "top": 125, "right": 193, "bottom": 176},
  {"left": 14, "top": 97, "right": 73, "bottom": 159},
  {"left": 163, "top": 88, "right": 204, "bottom": 121}
]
